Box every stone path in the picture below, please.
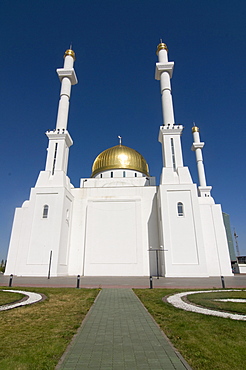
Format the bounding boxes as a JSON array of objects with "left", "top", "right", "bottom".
[
  {"left": 1, "top": 274, "right": 245, "bottom": 289},
  {"left": 57, "top": 289, "right": 191, "bottom": 369}
]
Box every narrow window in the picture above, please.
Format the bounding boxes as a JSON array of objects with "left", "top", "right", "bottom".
[
  {"left": 66, "top": 209, "right": 69, "bottom": 224},
  {"left": 123, "top": 171, "right": 126, "bottom": 177},
  {"left": 52, "top": 142, "right": 58, "bottom": 175},
  {"left": 100, "top": 174, "right": 102, "bottom": 178},
  {"left": 171, "top": 138, "right": 176, "bottom": 170},
  {"left": 111, "top": 172, "right": 113, "bottom": 178},
  {"left": 177, "top": 202, "right": 184, "bottom": 217},
  {"left": 135, "top": 173, "right": 137, "bottom": 177},
  {"left": 43, "top": 205, "right": 49, "bottom": 219}
]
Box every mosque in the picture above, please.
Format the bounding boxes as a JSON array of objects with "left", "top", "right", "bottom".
[{"left": 5, "top": 43, "right": 233, "bottom": 277}]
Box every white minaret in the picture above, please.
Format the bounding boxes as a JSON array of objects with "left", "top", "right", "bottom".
[
  {"left": 155, "top": 42, "right": 191, "bottom": 185},
  {"left": 191, "top": 126, "right": 212, "bottom": 197},
  {"left": 55, "top": 49, "right": 77, "bottom": 130},
  {"left": 155, "top": 42, "right": 175, "bottom": 126},
  {"left": 36, "top": 49, "right": 78, "bottom": 187}
]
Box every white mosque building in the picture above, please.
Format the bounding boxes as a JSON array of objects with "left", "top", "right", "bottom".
[{"left": 5, "top": 43, "right": 233, "bottom": 277}]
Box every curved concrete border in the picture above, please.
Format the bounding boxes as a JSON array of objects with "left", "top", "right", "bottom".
[
  {"left": 0, "top": 290, "right": 43, "bottom": 311},
  {"left": 215, "top": 299, "right": 246, "bottom": 303},
  {"left": 167, "top": 290, "right": 246, "bottom": 321}
]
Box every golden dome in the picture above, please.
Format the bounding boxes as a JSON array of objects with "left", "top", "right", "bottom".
[{"left": 91, "top": 145, "right": 150, "bottom": 177}]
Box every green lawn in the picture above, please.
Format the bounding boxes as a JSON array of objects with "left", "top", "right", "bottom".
[
  {"left": 0, "top": 290, "right": 23, "bottom": 305},
  {"left": 134, "top": 289, "right": 246, "bottom": 370},
  {"left": 0, "top": 287, "right": 245, "bottom": 370},
  {"left": 0, "top": 287, "right": 99, "bottom": 370},
  {"left": 187, "top": 290, "right": 246, "bottom": 315}
]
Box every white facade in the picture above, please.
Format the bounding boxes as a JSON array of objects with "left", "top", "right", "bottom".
[
  {"left": 238, "top": 265, "right": 246, "bottom": 274},
  {"left": 5, "top": 44, "right": 233, "bottom": 277}
]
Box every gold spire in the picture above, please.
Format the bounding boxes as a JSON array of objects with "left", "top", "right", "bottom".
[
  {"left": 64, "top": 49, "right": 76, "bottom": 60},
  {"left": 156, "top": 42, "right": 168, "bottom": 55},
  {"left": 192, "top": 126, "right": 200, "bottom": 133},
  {"left": 91, "top": 145, "right": 150, "bottom": 177}
]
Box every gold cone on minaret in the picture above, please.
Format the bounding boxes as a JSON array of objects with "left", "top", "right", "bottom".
[
  {"left": 156, "top": 42, "right": 168, "bottom": 55},
  {"left": 192, "top": 126, "right": 199, "bottom": 133},
  {"left": 64, "top": 49, "right": 76, "bottom": 60}
]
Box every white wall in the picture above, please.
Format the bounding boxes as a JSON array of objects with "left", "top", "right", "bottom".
[
  {"left": 238, "top": 264, "right": 246, "bottom": 274},
  {"left": 5, "top": 186, "right": 73, "bottom": 277},
  {"left": 199, "top": 201, "right": 233, "bottom": 276},
  {"left": 158, "top": 184, "right": 208, "bottom": 277},
  {"left": 68, "top": 183, "right": 158, "bottom": 276},
  {"left": 5, "top": 175, "right": 233, "bottom": 277}
]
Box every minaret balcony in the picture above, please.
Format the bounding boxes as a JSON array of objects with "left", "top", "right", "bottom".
[
  {"left": 46, "top": 129, "right": 73, "bottom": 147},
  {"left": 155, "top": 62, "right": 174, "bottom": 79},
  {"left": 56, "top": 68, "right": 78, "bottom": 85},
  {"left": 192, "top": 142, "right": 205, "bottom": 151},
  {"left": 159, "top": 124, "right": 183, "bottom": 133}
]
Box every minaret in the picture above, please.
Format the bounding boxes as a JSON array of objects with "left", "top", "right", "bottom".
[
  {"left": 55, "top": 49, "right": 77, "bottom": 130},
  {"left": 155, "top": 42, "right": 175, "bottom": 126},
  {"left": 191, "top": 126, "right": 212, "bottom": 197},
  {"left": 36, "top": 49, "right": 78, "bottom": 187},
  {"left": 155, "top": 42, "right": 191, "bottom": 184}
]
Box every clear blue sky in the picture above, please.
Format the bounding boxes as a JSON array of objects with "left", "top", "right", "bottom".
[{"left": 0, "top": 0, "right": 245, "bottom": 260}]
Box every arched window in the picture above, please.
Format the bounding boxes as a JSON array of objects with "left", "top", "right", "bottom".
[
  {"left": 177, "top": 202, "right": 184, "bottom": 217},
  {"left": 43, "top": 205, "right": 49, "bottom": 219},
  {"left": 123, "top": 171, "right": 126, "bottom": 177},
  {"left": 111, "top": 172, "right": 113, "bottom": 178}
]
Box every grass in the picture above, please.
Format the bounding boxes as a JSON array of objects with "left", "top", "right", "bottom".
[
  {"left": 1, "top": 287, "right": 245, "bottom": 370},
  {"left": 0, "top": 287, "right": 99, "bottom": 370},
  {"left": 0, "top": 290, "right": 24, "bottom": 305},
  {"left": 134, "top": 289, "right": 246, "bottom": 370},
  {"left": 187, "top": 290, "right": 246, "bottom": 315}
]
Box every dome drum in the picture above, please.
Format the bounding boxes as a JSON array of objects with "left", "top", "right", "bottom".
[{"left": 93, "top": 169, "right": 146, "bottom": 179}]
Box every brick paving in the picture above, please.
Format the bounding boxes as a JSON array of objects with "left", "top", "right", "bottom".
[
  {"left": 57, "top": 289, "right": 191, "bottom": 370},
  {"left": 1, "top": 274, "right": 245, "bottom": 289}
]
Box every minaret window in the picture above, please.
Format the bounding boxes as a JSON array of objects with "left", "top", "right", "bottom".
[
  {"left": 171, "top": 138, "right": 176, "bottom": 170},
  {"left": 66, "top": 209, "right": 69, "bottom": 225},
  {"left": 177, "top": 202, "right": 184, "bottom": 217},
  {"left": 111, "top": 172, "right": 113, "bottom": 178},
  {"left": 52, "top": 143, "right": 58, "bottom": 175},
  {"left": 123, "top": 171, "right": 126, "bottom": 177},
  {"left": 43, "top": 205, "right": 49, "bottom": 219}
]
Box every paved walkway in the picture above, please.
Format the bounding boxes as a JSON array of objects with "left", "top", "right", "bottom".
[
  {"left": 1, "top": 274, "right": 246, "bottom": 289},
  {"left": 57, "top": 289, "right": 191, "bottom": 370}
]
